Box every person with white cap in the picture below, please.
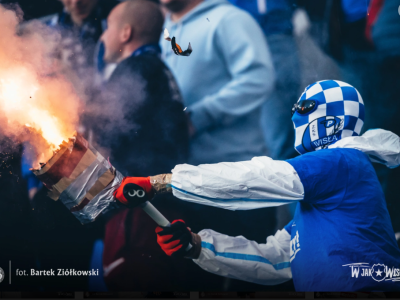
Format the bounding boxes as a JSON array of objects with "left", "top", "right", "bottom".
[{"left": 114, "top": 80, "right": 400, "bottom": 291}]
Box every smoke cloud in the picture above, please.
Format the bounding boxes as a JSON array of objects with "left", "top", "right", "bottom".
[{"left": 0, "top": 4, "right": 83, "bottom": 167}]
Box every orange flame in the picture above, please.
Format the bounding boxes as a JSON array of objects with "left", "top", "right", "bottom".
[{"left": 0, "top": 5, "right": 82, "bottom": 166}]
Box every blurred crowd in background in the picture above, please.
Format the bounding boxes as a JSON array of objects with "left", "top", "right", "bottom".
[{"left": 0, "top": 0, "right": 399, "bottom": 292}]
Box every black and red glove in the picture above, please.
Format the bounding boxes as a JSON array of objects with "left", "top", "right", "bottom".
[
  {"left": 113, "top": 177, "right": 154, "bottom": 206},
  {"left": 156, "top": 220, "right": 201, "bottom": 259}
]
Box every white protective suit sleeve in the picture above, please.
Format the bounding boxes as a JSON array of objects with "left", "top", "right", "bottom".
[
  {"left": 171, "top": 156, "right": 304, "bottom": 210},
  {"left": 193, "top": 227, "right": 292, "bottom": 285},
  {"left": 328, "top": 129, "right": 400, "bottom": 168}
]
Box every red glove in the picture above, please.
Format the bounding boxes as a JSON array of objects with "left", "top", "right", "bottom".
[
  {"left": 156, "top": 220, "right": 201, "bottom": 259},
  {"left": 113, "top": 177, "right": 154, "bottom": 206}
]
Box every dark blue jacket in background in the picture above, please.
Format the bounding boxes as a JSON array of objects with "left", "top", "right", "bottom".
[
  {"left": 83, "top": 46, "right": 189, "bottom": 177},
  {"left": 228, "top": 0, "right": 295, "bottom": 35},
  {"left": 372, "top": 0, "right": 400, "bottom": 58}
]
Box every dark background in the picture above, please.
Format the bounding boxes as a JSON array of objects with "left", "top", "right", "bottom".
[{"left": 0, "top": 0, "right": 63, "bottom": 20}]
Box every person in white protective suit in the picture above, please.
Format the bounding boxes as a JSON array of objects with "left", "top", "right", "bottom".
[{"left": 114, "top": 80, "right": 400, "bottom": 291}]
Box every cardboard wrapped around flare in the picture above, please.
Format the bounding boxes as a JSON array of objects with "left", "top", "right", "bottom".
[{"left": 32, "top": 132, "right": 123, "bottom": 224}]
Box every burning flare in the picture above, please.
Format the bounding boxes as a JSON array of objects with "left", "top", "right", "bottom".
[
  {"left": 0, "top": 75, "right": 71, "bottom": 149},
  {"left": 0, "top": 5, "right": 82, "bottom": 166}
]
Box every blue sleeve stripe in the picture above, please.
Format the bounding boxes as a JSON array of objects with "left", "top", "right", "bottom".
[
  {"left": 201, "top": 242, "right": 291, "bottom": 271},
  {"left": 171, "top": 185, "right": 300, "bottom": 203}
]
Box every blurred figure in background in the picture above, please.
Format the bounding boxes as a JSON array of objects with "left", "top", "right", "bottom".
[
  {"left": 338, "top": 0, "right": 375, "bottom": 134},
  {"left": 369, "top": 0, "right": 400, "bottom": 234},
  {"left": 228, "top": 0, "right": 301, "bottom": 230},
  {"left": 43, "top": 0, "right": 118, "bottom": 78},
  {"left": 160, "top": 0, "right": 288, "bottom": 291},
  {"left": 229, "top": 0, "right": 300, "bottom": 160},
  {"left": 160, "top": 0, "right": 274, "bottom": 166},
  {"left": 298, "top": 0, "right": 373, "bottom": 111},
  {"left": 369, "top": 0, "right": 400, "bottom": 135},
  {"left": 81, "top": 0, "right": 202, "bottom": 291}
]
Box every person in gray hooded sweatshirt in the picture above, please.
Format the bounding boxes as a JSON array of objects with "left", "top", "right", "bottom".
[{"left": 160, "top": 0, "right": 275, "bottom": 166}]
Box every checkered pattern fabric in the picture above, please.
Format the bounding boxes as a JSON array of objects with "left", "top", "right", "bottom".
[{"left": 292, "top": 80, "right": 365, "bottom": 155}]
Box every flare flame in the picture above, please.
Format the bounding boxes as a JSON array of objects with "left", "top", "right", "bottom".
[{"left": 0, "top": 5, "right": 82, "bottom": 166}]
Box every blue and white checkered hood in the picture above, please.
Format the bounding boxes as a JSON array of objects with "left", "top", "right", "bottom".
[{"left": 292, "top": 80, "right": 365, "bottom": 155}]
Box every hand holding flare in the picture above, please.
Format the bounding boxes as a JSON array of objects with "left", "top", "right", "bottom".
[{"left": 113, "top": 175, "right": 202, "bottom": 259}]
